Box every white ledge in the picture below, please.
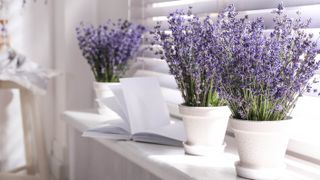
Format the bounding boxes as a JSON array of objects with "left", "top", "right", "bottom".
[{"left": 63, "top": 110, "right": 320, "bottom": 180}]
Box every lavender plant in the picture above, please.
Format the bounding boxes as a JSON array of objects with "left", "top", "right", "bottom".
[
  {"left": 214, "top": 3, "right": 320, "bottom": 120},
  {"left": 76, "top": 20, "right": 145, "bottom": 82},
  {"left": 152, "top": 7, "right": 225, "bottom": 107}
]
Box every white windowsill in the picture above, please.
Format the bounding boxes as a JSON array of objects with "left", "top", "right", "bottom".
[
  {"left": 64, "top": 110, "right": 320, "bottom": 180},
  {"left": 165, "top": 93, "right": 320, "bottom": 165}
]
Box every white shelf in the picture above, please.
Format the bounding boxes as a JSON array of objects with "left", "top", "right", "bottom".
[{"left": 64, "top": 110, "right": 320, "bottom": 180}]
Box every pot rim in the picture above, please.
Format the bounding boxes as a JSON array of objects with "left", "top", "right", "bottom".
[
  {"left": 94, "top": 81, "right": 120, "bottom": 85},
  {"left": 230, "top": 116, "right": 293, "bottom": 122},
  {"left": 230, "top": 116, "right": 293, "bottom": 133},
  {"left": 179, "top": 104, "right": 231, "bottom": 117},
  {"left": 93, "top": 81, "right": 121, "bottom": 89},
  {"left": 179, "top": 103, "right": 229, "bottom": 110}
]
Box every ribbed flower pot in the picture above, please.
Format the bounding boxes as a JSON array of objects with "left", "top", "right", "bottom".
[
  {"left": 230, "top": 118, "right": 293, "bottom": 180},
  {"left": 93, "top": 82, "right": 119, "bottom": 115},
  {"left": 179, "top": 105, "right": 230, "bottom": 156}
]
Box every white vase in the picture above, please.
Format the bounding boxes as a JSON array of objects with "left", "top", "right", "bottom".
[
  {"left": 230, "top": 118, "right": 293, "bottom": 180},
  {"left": 93, "top": 81, "right": 119, "bottom": 115},
  {"left": 179, "top": 105, "right": 230, "bottom": 156}
]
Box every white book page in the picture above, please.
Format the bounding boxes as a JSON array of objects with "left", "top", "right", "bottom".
[
  {"left": 132, "top": 134, "right": 182, "bottom": 146},
  {"left": 83, "top": 119, "right": 131, "bottom": 140},
  {"left": 107, "top": 83, "right": 128, "bottom": 120},
  {"left": 120, "top": 77, "right": 171, "bottom": 134},
  {"left": 135, "top": 117, "right": 186, "bottom": 141},
  {"left": 83, "top": 131, "right": 131, "bottom": 140},
  {"left": 99, "top": 96, "right": 128, "bottom": 121}
]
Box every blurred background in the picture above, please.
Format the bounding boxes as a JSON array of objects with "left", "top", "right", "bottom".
[{"left": 0, "top": 0, "right": 129, "bottom": 179}]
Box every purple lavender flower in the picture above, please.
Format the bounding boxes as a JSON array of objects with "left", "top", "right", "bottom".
[
  {"left": 215, "top": 3, "right": 320, "bottom": 120},
  {"left": 152, "top": 7, "right": 225, "bottom": 107},
  {"left": 76, "top": 19, "right": 145, "bottom": 82}
]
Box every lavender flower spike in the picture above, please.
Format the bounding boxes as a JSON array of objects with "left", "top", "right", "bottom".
[{"left": 152, "top": 7, "right": 225, "bottom": 107}]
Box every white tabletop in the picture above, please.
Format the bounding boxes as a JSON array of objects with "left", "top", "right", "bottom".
[{"left": 64, "top": 110, "right": 320, "bottom": 180}]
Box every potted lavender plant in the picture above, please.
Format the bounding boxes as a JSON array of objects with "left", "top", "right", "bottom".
[
  {"left": 76, "top": 20, "right": 145, "bottom": 114},
  {"left": 153, "top": 8, "right": 230, "bottom": 156},
  {"left": 215, "top": 4, "right": 320, "bottom": 179}
]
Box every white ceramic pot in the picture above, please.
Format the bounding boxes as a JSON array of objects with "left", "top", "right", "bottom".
[
  {"left": 93, "top": 82, "right": 119, "bottom": 115},
  {"left": 230, "top": 118, "right": 293, "bottom": 180},
  {"left": 179, "top": 105, "right": 230, "bottom": 156},
  {"left": 93, "top": 81, "right": 119, "bottom": 99}
]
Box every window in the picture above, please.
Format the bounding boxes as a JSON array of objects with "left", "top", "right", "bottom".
[{"left": 130, "top": 0, "right": 320, "bottom": 163}]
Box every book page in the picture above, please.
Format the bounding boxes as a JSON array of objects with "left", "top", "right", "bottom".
[
  {"left": 132, "top": 133, "right": 182, "bottom": 146},
  {"left": 83, "top": 119, "right": 131, "bottom": 140},
  {"left": 106, "top": 83, "right": 128, "bottom": 120},
  {"left": 151, "top": 118, "right": 186, "bottom": 141},
  {"left": 132, "top": 117, "right": 186, "bottom": 146},
  {"left": 120, "top": 77, "right": 170, "bottom": 134},
  {"left": 99, "top": 96, "right": 128, "bottom": 122}
]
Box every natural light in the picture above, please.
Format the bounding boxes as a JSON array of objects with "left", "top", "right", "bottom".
[{"left": 1, "top": 1, "right": 320, "bottom": 180}]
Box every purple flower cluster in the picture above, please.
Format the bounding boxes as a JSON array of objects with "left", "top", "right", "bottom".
[
  {"left": 76, "top": 20, "right": 145, "bottom": 82},
  {"left": 152, "top": 7, "right": 225, "bottom": 107},
  {"left": 215, "top": 3, "right": 320, "bottom": 120}
]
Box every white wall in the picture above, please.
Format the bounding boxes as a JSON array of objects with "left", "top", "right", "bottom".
[
  {"left": 64, "top": 1, "right": 97, "bottom": 110},
  {"left": 98, "top": 0, "right": 128, "bottom": 23},
  {"left": 51, "top": 1, "right": 129, "bottom": 179},
  {"left": 51, "top": 1, "right": 98, "bottom": 179}
]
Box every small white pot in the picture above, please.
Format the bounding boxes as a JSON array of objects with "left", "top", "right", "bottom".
[
  {"left": 230, "top": 118, "right": 293, "bottom": 180},
  {"left": 179, "top": 105, "right": 230, "bottom": 156},
  {"left": 93, "top": 81, "right": 119, "bottom": 99},
  {"left": 93, "top": 81, "right": 119, "bottom": 115}
]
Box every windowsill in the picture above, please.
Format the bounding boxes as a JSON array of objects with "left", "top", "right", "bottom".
[
  {"left": 64, "top": 110, "right": 320, "bottom": 180},
  {"left": 165, "top": 95, "right": 320, "bottom": 166}
]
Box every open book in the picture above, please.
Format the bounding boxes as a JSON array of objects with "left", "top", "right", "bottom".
[{"left": 83, "top": 77, "right": 186, "bottom": 146}]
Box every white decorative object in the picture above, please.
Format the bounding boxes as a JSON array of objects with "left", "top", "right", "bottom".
[
  {"left": 93, "top": 82, "right": 119, "bottom": 115},
  {"left": 0, "top": 48, "right": 55, "bottom": 95},
  {"left": 179, "top": 105, "right": 230, "bottom": 156},
  {"left": 230, "top": 118, "right": 293, "bottom": 180}
]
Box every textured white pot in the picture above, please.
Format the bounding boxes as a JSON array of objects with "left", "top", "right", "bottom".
[
  {"left": 230, "top": 118, "right": 293, "bottom": 180},
  {"left": 93, "top": 82, "right": 119, "bottom": 115},
  {"left": 93, "top": 81, "right": 119, "bottom": 99},
  {"left": 179, "top": 105, "right": 230, "bottom": 156}
]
